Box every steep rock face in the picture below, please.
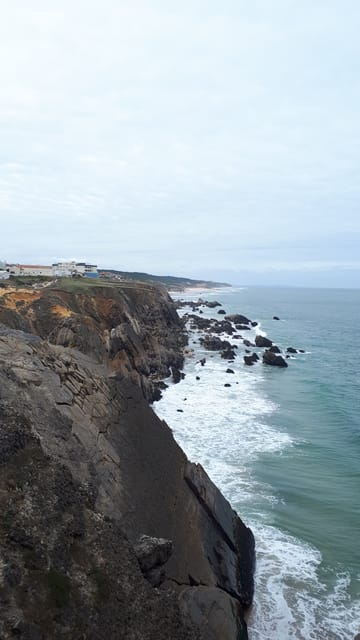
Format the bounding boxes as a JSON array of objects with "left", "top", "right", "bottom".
[
  {"left": 0, "top": 282, "right": 255, "bottom": 639},
  {"left": 0, "top": 281, "right": 186, "bottom": 401}
]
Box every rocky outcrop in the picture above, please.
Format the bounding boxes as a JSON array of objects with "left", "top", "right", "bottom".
[
  {"left": 0, "top": 281, "right": 255, "bottom": 639},
  {"left": 0, "top": 281, "right": 186, "bottom": 402},
  {"left": 199, "top": 336, "right": 232, "bottom": 351},
  {"left": 255, "top": 335, "right": 273, "bottom": 348},
  {"left": 225, "top": 314, "right": 251, "bottom": 325},
  {"left": 263, "top": 350, "right": 288, "bottom": 368}
]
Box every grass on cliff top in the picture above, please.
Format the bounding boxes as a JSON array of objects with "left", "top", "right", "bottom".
[
  {"left": 2, "top": 275, "right": 161, "bottom": 295},
  {"left": 50, "top": 277, "right": 163, "bottom": 296}
]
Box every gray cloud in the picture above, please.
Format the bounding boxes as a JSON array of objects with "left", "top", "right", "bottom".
[{"left": 1, "top": 1, "right": 360, "bottom": 286}]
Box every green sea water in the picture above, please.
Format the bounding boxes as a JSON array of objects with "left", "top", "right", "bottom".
[{"left": 155, "top": 286, "right": 360, "bottom": 639}]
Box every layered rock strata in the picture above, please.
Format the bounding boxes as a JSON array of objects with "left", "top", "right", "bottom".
[{"left": 0, "top": 281, "right": 255, "bottom": 640}]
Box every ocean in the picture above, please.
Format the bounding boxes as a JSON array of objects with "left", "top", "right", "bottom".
[{"left": 154, "top": 286, "right": 360, "bottom": 640}]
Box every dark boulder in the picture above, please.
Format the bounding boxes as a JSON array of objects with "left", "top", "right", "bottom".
[
  {"left": 286, "top": 347, "right": 297, "bottom": 354},
  {"left": 243, "top": 339, "right": 254, "bottom": 348},
  {"left": 255, "top": 335, "right": 273, "bottom": 348},
  {"left": 224, "top": 383, "right": 231, "bottom": 387},
  {"left": 251, "top": 321, "right": 258, "bottom": 327},
  {"left": 244, "top": 353, "right": 259, "bottom": 366},
  {"left": 269, "top": 345, "right": 281, "bottom": 354},
  {"left": 221, "top": 349, "right": 236, "bottom": 360},
  {"left": 211, "top": 320, "right": 234, "bottom": 335},
  {"left": 273, "top": 316, "right": 280, "bottom": 321},
  {"left": 235, "top": 324, "right": 251, "bottom": 331},
  {"left": 226, "top": 368, "right": 235, "bottom": 374},
  {"left": 217, "top": 309, "right": 226, "bottom": 315},
  {"left": 200, "top": 336, "right": 231, "bottom": 352},
  {"left": 172, "top": 367, "right": 183, "bottom": 383},
  {"left": 225, "top": 314, "right": 251, "bottom": 325},
  {"left": 263, "top": 351, "right": 288, "bottom": 368},
  {"left": 134, "top": 534, "right": 173, "bottom": 587}
]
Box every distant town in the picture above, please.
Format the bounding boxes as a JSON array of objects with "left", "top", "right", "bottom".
[{"left": 0, "top": 260, "right": 99, "bottom": 279}]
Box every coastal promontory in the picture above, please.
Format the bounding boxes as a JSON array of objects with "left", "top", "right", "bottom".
[{"left": 0, "top": 278, "right": 255, "bottom": 640}]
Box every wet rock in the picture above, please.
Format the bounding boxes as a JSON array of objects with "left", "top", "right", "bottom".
[
  {"left": 243, "top": 339, "right": 254, "bottom": 348},
  {"left": 225, "top": 314, "right": 251, "bottom": 325},
  {"left": 255, "top": 335, "right": 273, "bottom": 348},
  {"left": 269, "top": 345, "right": 281, "bottom": 354},
  {"left": 224, "top": 383, "right": 231, "bottom": 387},
  {"left": 221, "top": 349, "right": 237, "bottom": 360},
  {"left": 263, "top": 350, "right": 288, "bottom": 367},
  {"left": 244, "top": 353, "right": 259, "bottom": 366},
  {"left": 226, "top": 368, "right": 235, "bottom": 374},
  {"left": 273, "top": 316, "right": 280, "bottom": 320},
  {"left": 217, "top": 309, "right": 226, "bottom": 315},
  {"left": 200, "top": 336, "right": 232, "bottom": 352},
  {"left": 286, "top": 347, "right": 297, "bottom": 354},
  {"left": 171, "top": 367, "right": 183, "bottom": 383}
]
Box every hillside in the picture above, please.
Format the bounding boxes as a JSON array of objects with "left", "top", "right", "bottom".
[{"left": 99, "top": 269, "right": 231, "bottom": 290}]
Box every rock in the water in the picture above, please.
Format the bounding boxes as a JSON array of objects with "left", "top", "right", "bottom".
[
  {"left": 221, "top": 349, "right": 237, "bottom": 360},
  {"left": 286, "top": 347, "right": 297, "bottom": 354},
  {"left": 263, "top": 350, "right": 288, "bottom": 367},
  {"left": 226, "top": 368, "right": 235, "bottom": 374},
  {"left": 172, "top": 367, "right": 183, "bottom": 383},
  {"left": 243, "top": 339, "right": 254, "bottom": 348},
  {"left": 273, "top": 316, "right": 280, "bottom": 320},
  {"left": 200, "top": 336, "right": 232, "bottom": 352},
  {"left": 225, "top": 314, "right": 251, "bottom": 325},
  {"left": 217, "top": 309, "right": 226, "bottom": 315},
  {"left": 244, "top": 353, "right": 259, "bottom": 366},
  {"left": 224, "top": 383, "right": 231, "bottom": 387},
  {"left": 255, "top": 335, "right": 273, "bottom": 348},
  {"left": 269, "top": 345, "right": 281, "bottom": 354}
]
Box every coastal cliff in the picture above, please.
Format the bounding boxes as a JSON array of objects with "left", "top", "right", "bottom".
[{"left": 0, "top": 279, "right": 255, "bottom": 639}]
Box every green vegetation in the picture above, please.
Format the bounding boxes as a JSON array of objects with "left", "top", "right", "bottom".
[
  {"left": 46, "top": 568, "right": 71, "bottom": 607},
  {"left": 99, "top": 269, "right": 230, "bottom": 290}
]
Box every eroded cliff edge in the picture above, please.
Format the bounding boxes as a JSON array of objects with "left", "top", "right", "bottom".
[{"left": 0, "top": 280, "right": 255, "bottom": 640}]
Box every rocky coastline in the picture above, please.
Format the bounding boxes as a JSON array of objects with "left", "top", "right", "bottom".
[
  {"left": 176, "top": 297, "right": 305, "bottom": 370},
  {"left": 0, "top": 280, "right": 255, "bottom": 640}
]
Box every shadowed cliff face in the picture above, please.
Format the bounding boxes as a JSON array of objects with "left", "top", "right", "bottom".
[{"left": 0, "top": 281, "right": 255, "bottom": 640}]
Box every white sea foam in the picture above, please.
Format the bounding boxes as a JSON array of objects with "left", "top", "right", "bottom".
[
  {"left": 248, "top": 523, "right": 360, "bottom": 640},
  {"left": 154, "top": 300, "right": 360, "bottom": 640}
]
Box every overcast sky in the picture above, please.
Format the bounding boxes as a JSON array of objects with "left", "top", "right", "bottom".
[{"left": 1, "top": 1, "right": 359, "bottom": 286}]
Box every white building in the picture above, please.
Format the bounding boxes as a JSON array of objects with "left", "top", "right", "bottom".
[
  {"left": 52, "top": 261, "right": 98, "bottom": 278},
  {"left": 6, "top": 261, "right": 99, "bottom": 278},
  {"left": 7, "top": 264, "right": 53, "bottom": 277}
]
